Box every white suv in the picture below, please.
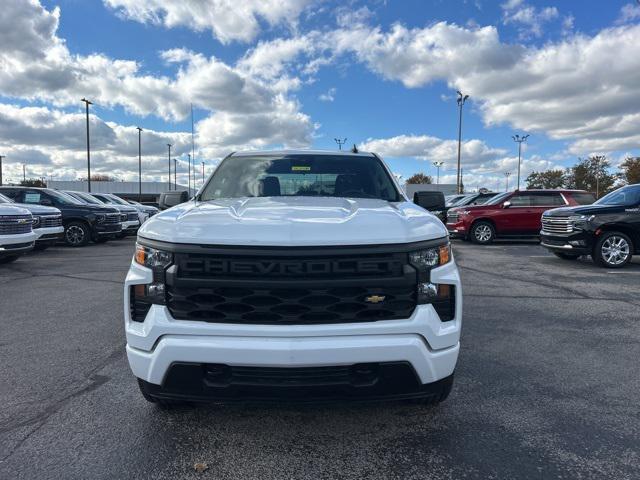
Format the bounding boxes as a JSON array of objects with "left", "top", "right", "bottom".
[{"left": 124, "top": 150, "right": 462, "bottom": 405}]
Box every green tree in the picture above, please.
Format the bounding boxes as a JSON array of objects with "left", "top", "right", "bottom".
[
  {"left": 620, "top": 157, "right": 640, "bottom": 185},
  {"left": 20, "top": 178, "right": 46, "bottom": 187},
  {"left": 565, "top": 156, "right": 615, "bottom": 198},
  {"left": 406, "top": 173, "right": 433, "bottom": 184},
  {"left": 526, "top": 169, "right": 566, "bottom": 189}
]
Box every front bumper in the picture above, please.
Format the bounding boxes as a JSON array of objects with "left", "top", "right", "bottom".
[
  {"left": 123, "top": 258, "right": 462, "bottom": 397},
  {"left": 0, "top": 231, "right": 36, "bottom": 256},
  {"left": 540, "top": 231, "right": 593, "bottom": 255},
  {"left": 122, "top": 220, "right": 140, "bottom": 234},
  {"left": 33, "top": 226, "right": 64, "bottom": 243},
  {"left": 446, "top": 220, "right": 467, "bottom": 237},
  {"left": 95, "top": 223, "right": 123, "bottom": 235}
]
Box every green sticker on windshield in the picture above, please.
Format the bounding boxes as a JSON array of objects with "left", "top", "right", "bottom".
[{"left": 291, "top": 166, "right": 311, "bottom": 171}]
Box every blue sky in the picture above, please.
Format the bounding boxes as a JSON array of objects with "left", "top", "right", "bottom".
[{"left": 1, "top": 0, "right": 639, "bottom": 189}]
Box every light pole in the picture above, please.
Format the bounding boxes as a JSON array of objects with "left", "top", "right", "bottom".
[
  {"left": 23, "top": 164, "right": 26, "bottom": 183},
  {"left": 81, "top": 98, "right": 92, "bottom": 191},
  {"left": 167, "top": 144, "right": 172, "bottom": 190},
  {"left": 593, "top": 155, "right": 605, "bottom": 199},
  {"left": 456, "top": 91, "right": 469, "bottom": 194},
  {"left": 504, "top": 172, "right": 512, "bottom": 191},
  {"left": 173, "top": 158, "right": 177, "bottom": 190},
  {"left": 201, "top": 161, "right": 205, "bottom": 185},
  {"left": 512, "top": 134, "right": 529, "bottom": 191},
  {"left": 334, "top": 138, "right": 347, "bottom": 150},
  {"left": 136, "top": 127, "right": 143, "bottom": 202},
  {"left": 433, "top": 161, "right": 444, "bottom": 184},
  {"left": 188, "top": 154, "right": 191, "bottom": 195},
  {"left": 0, "top": 154, "right": 4, "bottom": 186}
]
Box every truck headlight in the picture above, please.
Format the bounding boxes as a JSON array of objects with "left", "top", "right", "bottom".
[
  {"left": 568, "top": 214, "right": 594, "bottom": 230},
  {"left": 32, "top": 216, "right": 41, "bottom": 227},
  {"left": 409, "top": 244, "right": 451, "bottom": 269},
  {"left": 134, "top": 243, "right": 173, "bottom": 269},
  {"left": 96, "top": 214, "right": 105, "bottom": 223}
]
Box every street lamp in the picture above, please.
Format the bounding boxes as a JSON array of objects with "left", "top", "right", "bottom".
[
  {"left": 433, "top": 161, "right": 444, "bottom": 184},
  {"left": 167, "top": 144, "right": 172, "bottom": 191},
  {"left": 456, "top": 91, "right": 469, "bottom": 194},
  {"left": 173, "top": 158, "right": 177, "bottom": 191},
  {"left": 504, "top": 171, "right": 512, "bottom": 191},
  {"left": 136, "top": 127, "right": 143, "bottom": 202},
  {"left": 334, "top": 138, "right": 347, "bottom": 150},
  {"left": 188, "top": 154, "right": 191, "bottom": 194},
  {"left": 0, "top": 154, "right": 4, "bottom": 186},
  {"left": 81, "top": 98, "right": 93, "bottom": 192},
  {"left": 201, "top": 161, "right": 205, "bottom": 185},
  {"left": 512, "top": 134, "right": 529, "bottom": 191}
]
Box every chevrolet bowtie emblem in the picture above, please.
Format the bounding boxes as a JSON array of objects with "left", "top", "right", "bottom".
[{"left": 365, "top": 295, "right": 386, "bottom": 304}]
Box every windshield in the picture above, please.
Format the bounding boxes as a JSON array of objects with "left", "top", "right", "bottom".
[
  {"left": 595, "top": 185, "right": 640, "bottom": 206},
  {"left": 106, "top": 194, "right": 130, "bottom": 205},
  {"left": 199, "top": 155, "right": 401, "bottom": 202},
  {"left": 485, "top": 192, "right": 512, "bottom": 205},
  {"left": 48, "top": 189, "right": 83, "bottom": 205},
  {"left": 451, "top": 195, "right": 475, "bottom": 207},
  {"left": 0, "top": 193, "right": 12, "bottom": 203},
  {"left": 70, "top": 191, "right": 104, "bottom": 205}
]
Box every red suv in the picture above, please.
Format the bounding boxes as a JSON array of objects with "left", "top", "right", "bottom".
[{"left": 446, "top": 189, "right": 595, "bottom": 244}]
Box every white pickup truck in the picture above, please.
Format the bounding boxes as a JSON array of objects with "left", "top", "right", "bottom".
[
  {"left": 0, "top": 204, "right": 36, "bottom": 264},
  {"left": 124, "top": 150, "right": 462, "bottom": 406}
]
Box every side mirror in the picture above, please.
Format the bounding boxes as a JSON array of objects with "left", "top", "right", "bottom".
[
  {"left": 413, "top": 191, "right": 445, "bottom": 212},
  {"left": 503, "top": 201, "right": 511, "bottom": 208}
]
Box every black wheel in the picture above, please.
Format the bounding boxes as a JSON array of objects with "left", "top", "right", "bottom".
[
  {"left": 553, "top": 252, "right": 580, "bottom": 260},
  {"left": 592, "top": 231, "right": 633, "bottom": 268},
  {"left": 0, "top": 255, "right": 20, "bottom": 264},
  {"left": 470, "top": 221, "right": 495, "bottom": 244},
  {"left": 137, "top": 379, "right": 186, "bottom": 408},
  {"left": 64, "top": 221, "right": 90, "bottom": 247}
]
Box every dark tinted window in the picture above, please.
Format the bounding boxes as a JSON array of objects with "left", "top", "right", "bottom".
[
  {"left": 509, "top": 194, "right": 535, "bottom": 206},
  {"left": 200, "top": 155, "right": 400, "bottom": 202},
  {"left": 530, "top": 193, "right": 565, "bottom": 206},
  {"left": 595, "top": 185, "right": 640, "bottom": 206},
  {"left": 570, "top": 192, "right": 596, "bottom": 205}
]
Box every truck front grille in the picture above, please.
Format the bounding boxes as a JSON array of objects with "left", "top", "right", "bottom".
[
  {"left": 166, "top": 247, "right": 418, "bottom": 325},
  {"left": 127, "top": 212, "right": 138, "bottom": 221},
  {"left": 104, "top": 213, "right": 121, "bottom": 224},
  {"left": 446, "top": 212, "right": 459, "bottom": 223},
  {"left": 39, "top": 215, "right": 62, "bottom": 228},
  {"left": 542, "top": 216, "right": 572, "bottom": 234},
  {"left": 167, "top": 284, "right": 416, "bottom": 325},
  {"left": 0, "top": 215, "right": 33, "bottom": 234}
]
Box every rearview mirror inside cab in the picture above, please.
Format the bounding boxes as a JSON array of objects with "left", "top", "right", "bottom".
[{"left": 413, "top": 191, "right": 445, "bottom": 212}]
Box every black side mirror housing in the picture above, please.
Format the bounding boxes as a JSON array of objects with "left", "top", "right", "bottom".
[{"left": 413, "top": 191, "right": 446, "bottom": 212}]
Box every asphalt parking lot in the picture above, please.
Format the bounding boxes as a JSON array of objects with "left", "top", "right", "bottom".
[{"left": 1, "top": 239, "right": 639, "bottom": 479}]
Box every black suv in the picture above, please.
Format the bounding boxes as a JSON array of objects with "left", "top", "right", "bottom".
[
  {"left": 0, "top": 187, "right": 123, "bottom": 247},
  {"left": 541, "top": 183, "right": 640, "bottom": 268}
]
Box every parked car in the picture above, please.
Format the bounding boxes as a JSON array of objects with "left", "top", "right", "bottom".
[
  {"left": 126, "top": 150, "right": 461, "bottom": 406},
  {"left": 0, "top": 193, "right": 63, "bottom": 250},
  {"left": 445, "top": 194, "right": 467, "bottom": 206},
  {"left": 84, "top": 193, "right": 141, "bottom": 237},
  {"left": 447, "top": 189, "right": 595, "bottom": 244},
  {"left": 158, "top": 190, "right": 189, "bottom": 210},
  {"left": 126, "top": 199, "right": 159, "bottom": 218},
  {"left": 541, "top": 183, "right": 640, "bottom": 268},
  {"left": 100, "top": 194, "right": 149, "bottom": 224},
  {"left": 0, "top": 204, "right": 36, "bottom": 263},
  {"left": 0, "top": 187, "right": 122, "bottom": 247}
]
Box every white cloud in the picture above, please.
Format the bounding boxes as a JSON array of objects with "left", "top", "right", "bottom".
[
  {"left": 501, "top": 0, "right": 559, "bottom": 38},
  {"left": 318, "top": 87, "right": 336, "bottom": 102},
  {"left": 103, "top": 0, "right": 315, "bottom": 44},
  {"left": 617, "top": 3, "right": 640, "bottom": 24}
]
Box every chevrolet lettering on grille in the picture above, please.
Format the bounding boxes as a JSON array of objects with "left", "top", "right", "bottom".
[{"left": 179, "top": 258, "right": 401, "bottom": 277}]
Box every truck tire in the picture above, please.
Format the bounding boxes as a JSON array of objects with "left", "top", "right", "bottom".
[
  {"left": 64, "top": 221, "right": 91, "bottom": 247},
  {"left": 470, "top": 221, "right": 495, "bottom": 244},
  {"left": 592, "top": 231, "right": 633, "bottom": 268},
  {"left": 553, "top": 252, "right": 580, "bottom": 260}
]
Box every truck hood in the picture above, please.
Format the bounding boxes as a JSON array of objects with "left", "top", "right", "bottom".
[
  {"left": 10, "top": 202, "right": 60, "bottom": 215},
  {"left": 139, "top": 196, "right": 448, "bottom": 246},
  {"left": 544, "top": 204, "right": 625, "bottom": 216},
  {"left": 0, "top": 205, "right": 31, "bottom": 216}
]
